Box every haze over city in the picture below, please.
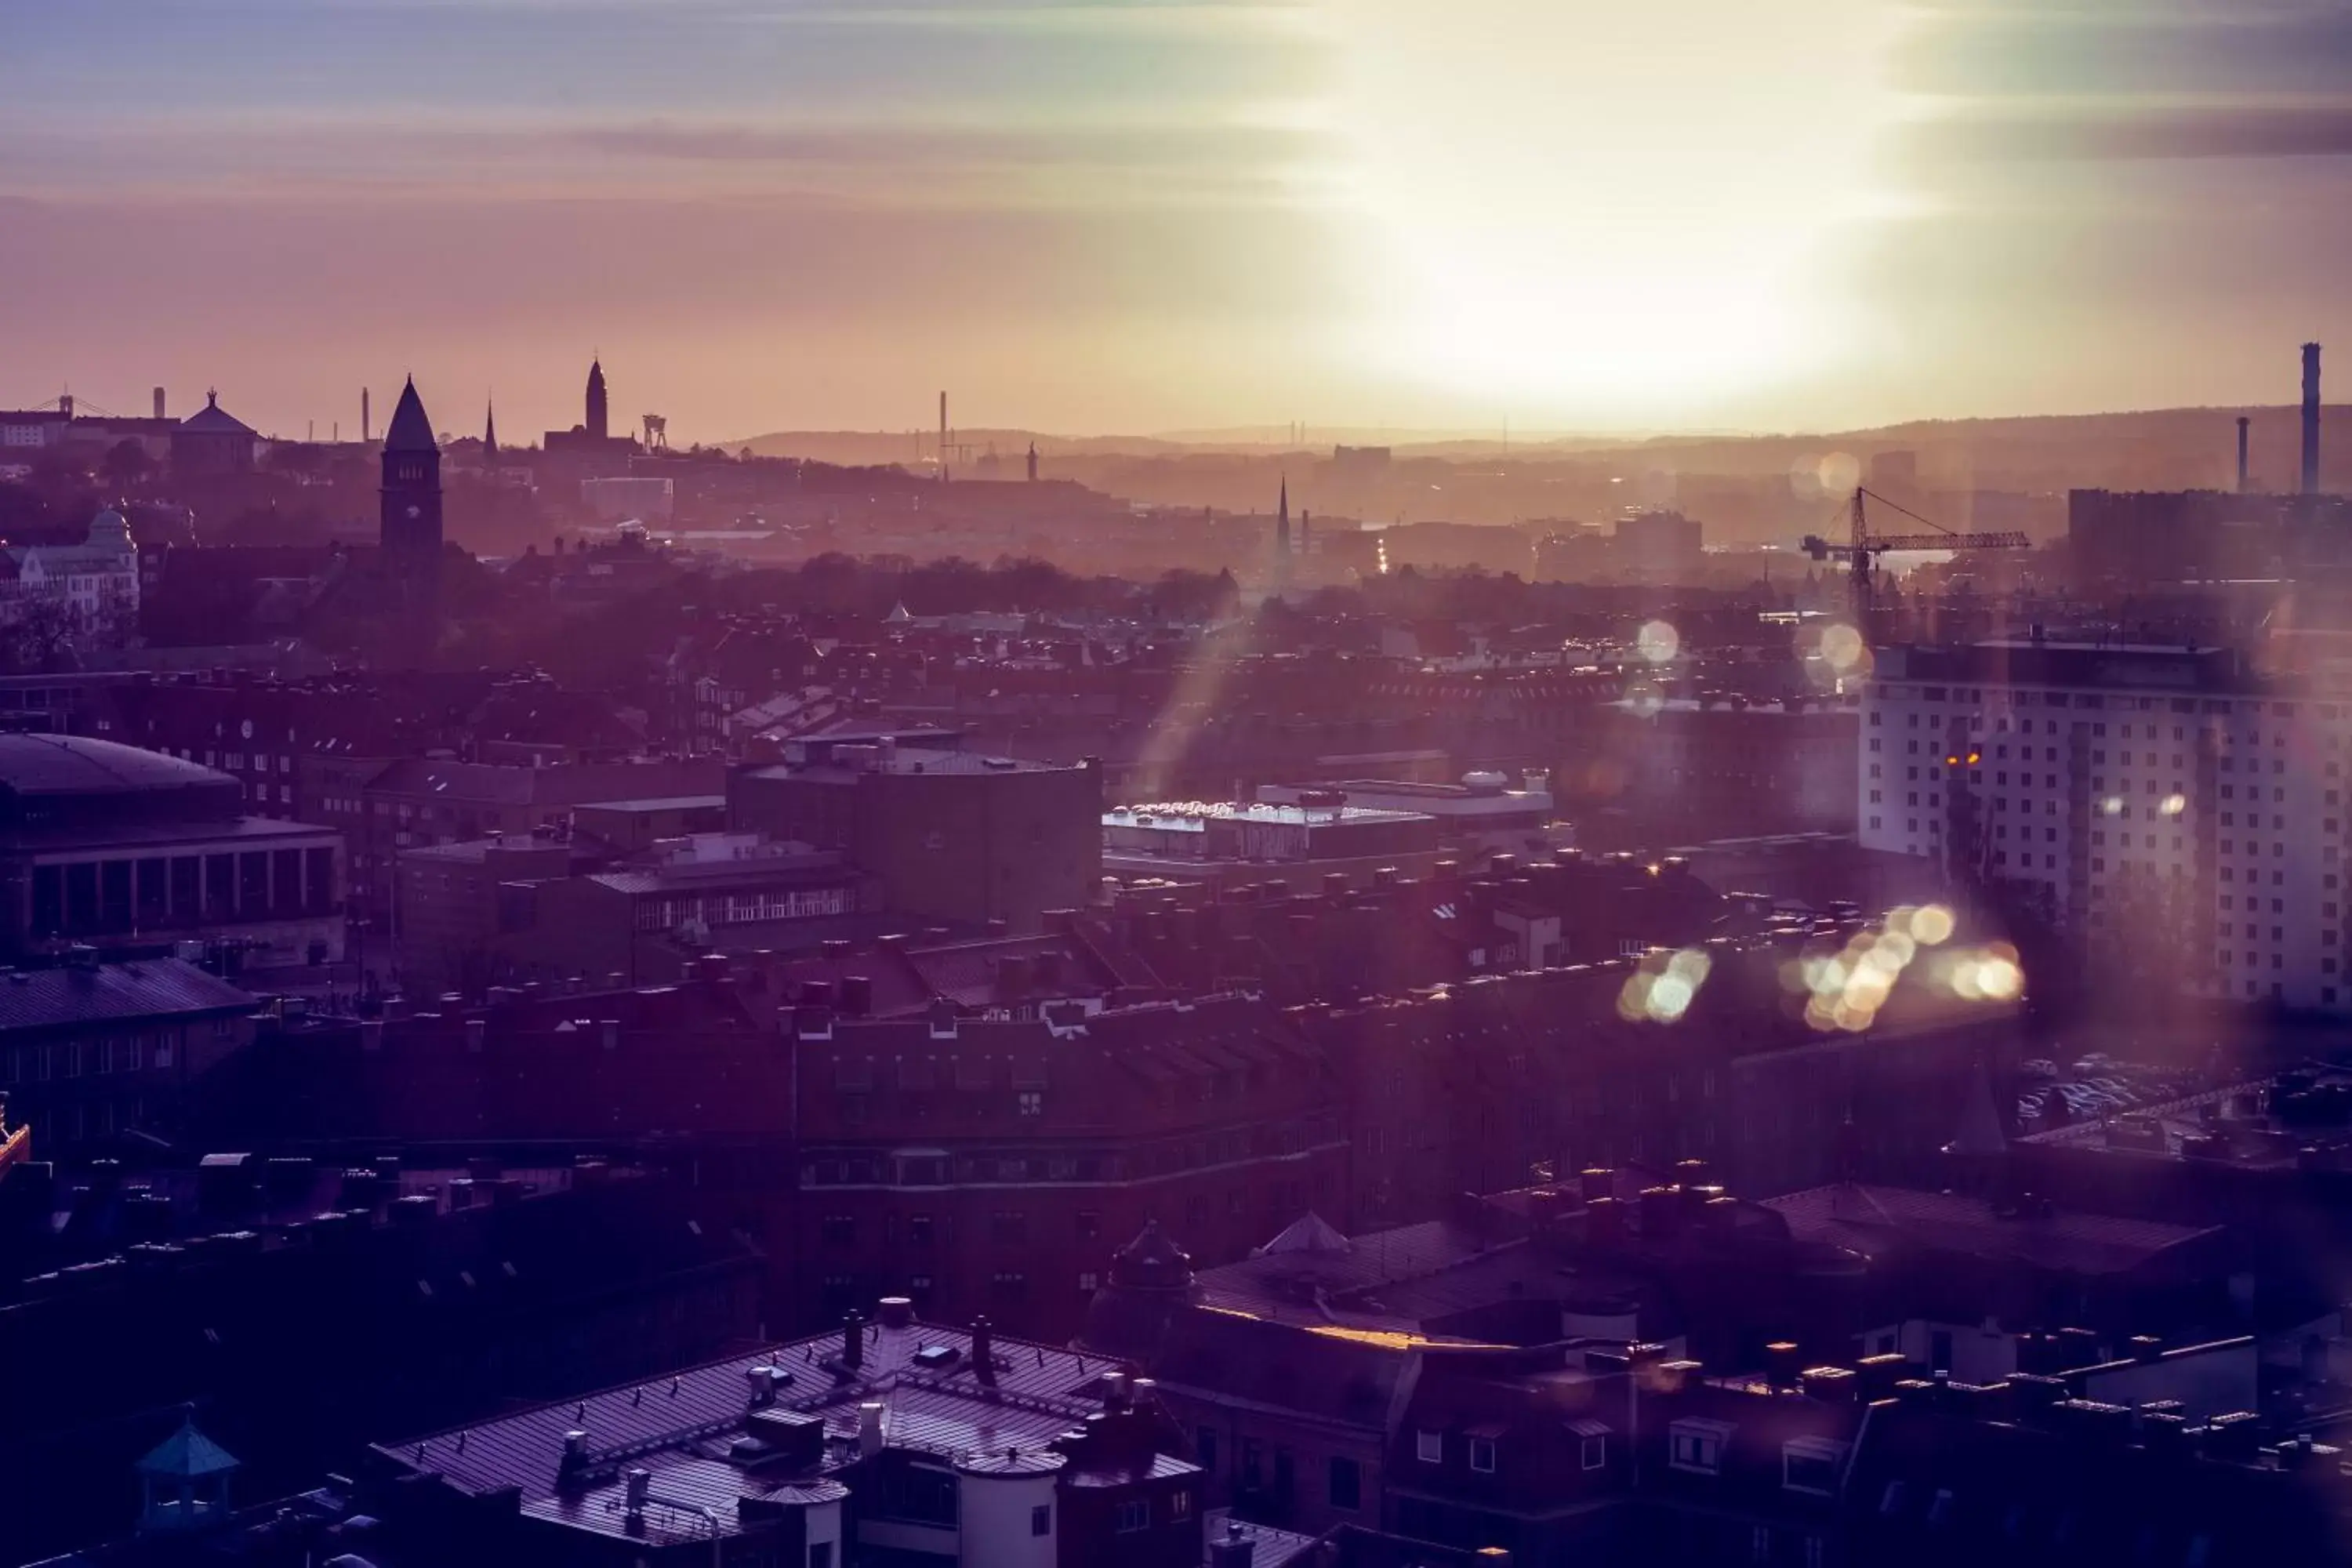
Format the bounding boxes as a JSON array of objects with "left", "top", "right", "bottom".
[
  {"left": 9, "top": 0, "right": 2352, "bottom": 441},
  {"left": 17, "top": 5, "right": 2352, "bottom": 1568}
]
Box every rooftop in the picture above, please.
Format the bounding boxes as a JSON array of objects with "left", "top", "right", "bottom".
[
  {"left": 0, "top": 959, "right": 256, "bottom": 1036},
  {"left": 1104, "top": 800, "right": 1430, "bottom": 832},
  {"left": 376, "top": 1316, "right": 1167, "bottom": 1544},
  {"left": 0, "top": 735, "right": 234, "bottom": 799},
  {"left": 1761, "top": 1181, "right": 2222, "bottom": 1276}
]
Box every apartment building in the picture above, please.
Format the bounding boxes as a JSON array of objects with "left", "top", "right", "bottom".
[{"left": 1859, "top": 641, "right": 2352, "bottom": 1010}]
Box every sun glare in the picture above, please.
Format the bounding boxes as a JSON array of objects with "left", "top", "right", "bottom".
[{"left": 1329, "top": 0, "right": 1903, "bottom": 419}]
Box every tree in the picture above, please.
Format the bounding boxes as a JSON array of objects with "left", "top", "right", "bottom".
[
  {"left": 100, "top": 439, "right": 152, "bottom": 493},
  {"left": 0, "top": 597, "right": 79, "bottom": 674}
]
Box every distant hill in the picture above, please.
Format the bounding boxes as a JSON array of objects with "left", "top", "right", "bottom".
[{"left": 731, "top": 403, "right": 2347, "bottom": 494}]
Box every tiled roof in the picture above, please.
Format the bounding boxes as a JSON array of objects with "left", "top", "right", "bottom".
[{"left": 0, "top": 960, "right": 255, "bottom": 1036}]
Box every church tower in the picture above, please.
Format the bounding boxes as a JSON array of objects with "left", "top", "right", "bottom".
[
  {"left": 585, "top": 358, "right": 609, "bottom": 442},
  {"left": 380, "top": 376, "right": 442, "bottom": 600}
]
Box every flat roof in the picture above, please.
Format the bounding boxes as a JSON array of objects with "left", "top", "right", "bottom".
[
  {"left": 1105, "top": 801, "right": 1431, "bottom": 831},
  {"left": 574, "top": 796, "right": 728, "bottom": 814}
]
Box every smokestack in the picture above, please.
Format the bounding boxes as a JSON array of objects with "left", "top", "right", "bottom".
[
  {"left": 153, "top": 387, "right": 165, "bottom": 422},
  {"left": 2303, "top": 343, "right": 2322, "bottom": 495},
  {"left": 362, "top": 387, "right": 372, "bottom": 445},
  {"left": 938, "top": 390, "right": 948, "bottom": 484},
  {"left": 2238, "top": 416, "right": 2250, "bottom": 493}
]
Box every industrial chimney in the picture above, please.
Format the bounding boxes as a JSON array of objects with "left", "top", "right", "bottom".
[
  {"left": 2237, "top": 416, "right": 2250, "bottom": 493},
  {"left": 152, "top": 387, "right": 166, "bottom": 422},
  {"left": 2303, "top": 343, "right": 2322, "bottom": 495},
  {"left": 362, "top": 387, "right": 372, "bottom": 445}
]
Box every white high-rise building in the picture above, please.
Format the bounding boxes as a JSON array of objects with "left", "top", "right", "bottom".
[{"left": 1860, "top": 641, "right": 2352, "bottom": 1011}]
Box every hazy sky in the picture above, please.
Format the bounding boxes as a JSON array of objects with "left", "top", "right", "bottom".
[{"left": 5, "top": 0, "right": 2350, "bottom": 443}]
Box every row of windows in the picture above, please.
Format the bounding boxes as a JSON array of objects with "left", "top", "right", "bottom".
[
  {"left": 819, "top": 1210, "right": 1105, "bottom": 1247},
  {"left": 0, "top": 1033, "right": 181, "bottom": 1083}
]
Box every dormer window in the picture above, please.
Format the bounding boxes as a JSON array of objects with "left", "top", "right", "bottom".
[
  {"left": 1782, "top": 1436, "right": 1849, "bottom": 1496},
  {"left": 1415, "top": 1430, "right": 1443, "bottom": 1465},
  {"left": 1669, "top": 1417, "right": 1735, "bottom": 1475}
]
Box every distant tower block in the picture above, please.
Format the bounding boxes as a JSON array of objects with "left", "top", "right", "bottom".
[
  {"left": 2238, "top": 416, "right": 2251, "bottom": 493},
  {"left": 2303, "top": 342, "right": 2323, "bottom": 495},
  {"left": 586, "top": 358, "right": 609, "bottom": 442},
  {"left": 641, "top": 413, "right": 668, "bottom": 450},
  {"left": 152, "top": 387, "right": 165, "bottom": 421}
]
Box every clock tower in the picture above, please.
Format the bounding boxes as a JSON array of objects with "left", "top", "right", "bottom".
[{"left": 379, "top": 376, "right": 442, "bottom": 600}]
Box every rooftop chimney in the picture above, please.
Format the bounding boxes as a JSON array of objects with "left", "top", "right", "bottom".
[
  {"left": 858, "top": 1400, "right": 887, "bottom": 1458},
  {"left": 2303, "top": 342, "right": 2322, "bottom": 495},
  {"left": 971, "top": 1316, "right": 996, "bottom": 1384},
  {"left": 841, "top": 1312, "right": 864, "bottom": 1371},
  {"left": 1209, "top": 1520, "right": 1258, "bottom": 1568}
]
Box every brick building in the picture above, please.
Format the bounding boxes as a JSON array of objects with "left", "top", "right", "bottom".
[
  {"left": 394, "top": 829, "right": 878, "bottom": 994},
  {"left": 0, "top": 955, "right": 257, "bottom": 1154},
  {"left": 728, "top": 732, "right": 1102, "bottom": 934},
  {"left": 787, "top": 993, "right": 1348, "bottom": 1340}
]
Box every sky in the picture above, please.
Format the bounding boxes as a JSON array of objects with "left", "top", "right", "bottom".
[{"left": 4, "top": 0, "right": 2350, "bottom": 445}]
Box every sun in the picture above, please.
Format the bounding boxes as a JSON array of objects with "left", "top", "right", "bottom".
[{"left": 1325, "top": 0, "right": 1904, "bottom": 421}]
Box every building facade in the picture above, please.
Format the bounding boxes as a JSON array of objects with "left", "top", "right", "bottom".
[
  {"left": 1858, "top": 641, "right": 2352, "bottom": 1010},
  {"left": 0, "top": 734, "right": 343, "bottom": 967}
]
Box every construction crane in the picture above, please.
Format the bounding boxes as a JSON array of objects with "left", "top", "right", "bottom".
[{"left": 1801, "top": 487, "right": 2031, "bottom": 625}]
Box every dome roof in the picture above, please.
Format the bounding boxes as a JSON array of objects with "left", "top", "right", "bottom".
[
  {"left": 0, "top": 733, "right": 235, "bottom": 798},
  {"left": 86, "top": 508, "right": 133, "bottom": 550}
]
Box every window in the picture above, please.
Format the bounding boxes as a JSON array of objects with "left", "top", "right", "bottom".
[
  {"left": 1018, "top": 1091, "right": 1043, "bottom": 1117},
  {"left": 1469, "top": 1438, "right": 1497, "bottom": 1474},
  {"left": 1784, "top": 1437, "right": 1849, "bottom": 1496},
  {"left": 1752, "top": 1526, "right": 1773, "bottom": 1564},
  {"left": 1115, "top": 1500, "right": 1149, "bottom": 1533},
  {"left": 1171, "top": 1491, "right": 1192, "bottom": 1521},
  {"left": 1330, "top": 1456, "right": 1362, "bottom": 1511},
  {"left": 1670, "top": 1420, "right": 1731, "bottom": 1475},
  {"left": 1031, "top": 1504, "right": 1051, "bottom": 1537},
  {"left": 1416, "top": 1429, "right": 1443, "bottom": 1465},
  {"left": 810, "top": 1545, "right": 833, "bottom": 1568},
  {"left": 1582, "top": 1436, "right": 1608, "bottom": 1471}
]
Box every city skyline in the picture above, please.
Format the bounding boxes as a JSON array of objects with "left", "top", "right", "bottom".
[{"left": 8, "top": 0, "right": 2351, "bottom": 444}]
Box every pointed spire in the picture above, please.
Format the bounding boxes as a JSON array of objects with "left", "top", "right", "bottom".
[
  {"left": 484, "top": 399, "right": 498, "bottom": 456},
  {"left": 383, "top": 376, "right": 437, "bottom": 455}
]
